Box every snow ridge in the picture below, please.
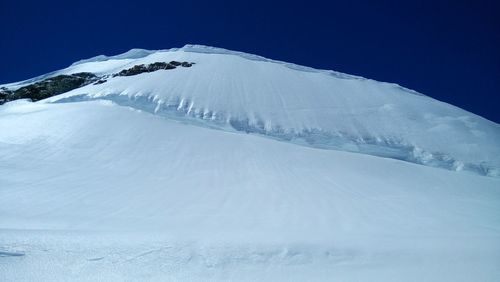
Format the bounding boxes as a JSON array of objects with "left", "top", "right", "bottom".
[
  {"left": 3, "top": 44, "right": 423, "bottom": 97},
  {"left": 177, "top": 44, "right": 425, "bottom": 97},
  {"left": 70, "top": 48, "right": 158, "bottom": 66},
  {"left": 180, "top": 45, "right": 362, "bottom": 79},
  {"left": 3, "top": 44, "right": 499, "bottom": 177}
]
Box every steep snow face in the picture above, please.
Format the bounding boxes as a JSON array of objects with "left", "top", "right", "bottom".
[
  {"left": 1, "top": 100, "right": 499, "bottom": 281},
  {"left": 2, "top": 45, "right": 500, "bottom": 176}
]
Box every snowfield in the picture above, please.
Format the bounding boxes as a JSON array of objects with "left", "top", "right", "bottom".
[
  {"left": 1, "top": 100, "right": 500, "bottom": 281},
  {"left": 1, "top": 45, "right": 500, "bottom": 281}
]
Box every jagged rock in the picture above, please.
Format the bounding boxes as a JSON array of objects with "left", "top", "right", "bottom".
[
  {"left": 114, "top": 61, "right": 195, "bottom": 77},
  {"left": 94, "top": 79, "right": 107, "bottom": 85},
  {"left": 5, "top": 72, "right": 98, "bottom": 103},
  {"left": 1, "top": 61, "right": 195, "bottom": 105},
  {"left": 0, "top": 90, "right": 9, "bottom": 105},
  {"left": 116, "top": 64, "right": 148, "bottom": 76},
  {"left": 148, "top": 62, "right": 176, "bottom": 71}
]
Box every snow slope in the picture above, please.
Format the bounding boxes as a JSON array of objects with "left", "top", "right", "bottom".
[
  {"left": 1, "top": 46, "right": 500, "bottom": 281},
  {"left": 3, "top": 44, "right": 498, "bottom": 176},
  {"left": 1, "top": 100, "right": 500, "bottom": 281}
]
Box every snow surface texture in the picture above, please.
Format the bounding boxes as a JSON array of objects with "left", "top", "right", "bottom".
[
  {"left": 6, "top": 44, "right": 496, "bottom": 176},
  {"left": 1, "top": 45, "right": 500, "bottom": 281},
  {"left": 3, "top": 45, "right": 499, "bottom": 176},
  {"left": 1, "top": 100, "right": 500, "bottom": 281}
]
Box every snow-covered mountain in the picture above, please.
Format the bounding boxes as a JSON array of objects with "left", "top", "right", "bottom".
[
  {"left": 4, "top": 44, "right": 499, "bottom": 176},
  {"left": 1, "top": 45, "right": 499, "bottom": 281}
]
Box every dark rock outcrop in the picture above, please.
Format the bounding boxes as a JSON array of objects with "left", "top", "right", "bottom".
[
  {"left": 0, "top": 60, "right": 195, "bottom": 105},
  {"left": 94, "top": 79, "right": 108, "bottom": 85},
  {"left": 0, "top": 87, "right": 10, "bottom": 104},
  {"left": 114, "top": 61, "right": 194, "bottom": 77},
  {"left": 0, "top": 73, "right": 98, "bottom": 104}
]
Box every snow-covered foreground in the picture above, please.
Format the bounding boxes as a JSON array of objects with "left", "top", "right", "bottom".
[{"left": 1, "top": 100, "right": 499, "bottom": 281}]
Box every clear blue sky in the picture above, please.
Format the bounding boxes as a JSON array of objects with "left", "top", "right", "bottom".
[{"left": 1, "top": 0, "right": 499, "bottom": 122}]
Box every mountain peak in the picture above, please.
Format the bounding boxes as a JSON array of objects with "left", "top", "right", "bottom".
[{"left": 2, "top": 45, "right": 499, "bottom": 176}]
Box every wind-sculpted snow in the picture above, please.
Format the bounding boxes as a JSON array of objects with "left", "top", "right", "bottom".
[
  {"left": 54, "top": 92, "right": 499, "bottom": 177},
  {"left": 1, "top": 100, "right": 500, "bottom": 281},
  {"left": 70, "top": 48, "right": 157, "bottom": 66},
  {"left": 25, "top": 44, "right": 498, "bottom": 177},
  {"left": 178, "top": 44, "right": 366, "bottom": 80},
  {"left": 3, "top": 45, "right": 500, "bottom": 176},
  {"left": 2, "top": 45, "right": 500, "bottom": 281}
]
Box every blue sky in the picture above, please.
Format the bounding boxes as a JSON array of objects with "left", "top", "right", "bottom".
[{"left": 1, "top": 0, "right": 499, "bottom": 122}]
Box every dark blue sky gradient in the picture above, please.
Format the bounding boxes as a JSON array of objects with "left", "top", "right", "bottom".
[{"left": 1, "top": 0, "right": 499, "bottom": 122}]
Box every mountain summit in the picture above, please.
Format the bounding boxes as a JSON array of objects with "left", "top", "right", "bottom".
[{"left": 2, "top": 44, "right": 499, "bottom": 176}]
